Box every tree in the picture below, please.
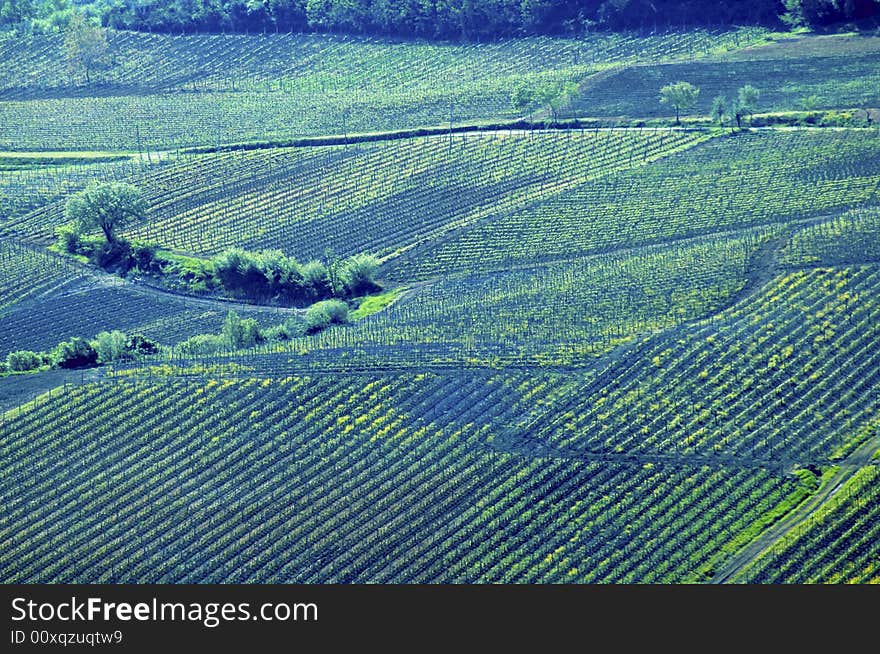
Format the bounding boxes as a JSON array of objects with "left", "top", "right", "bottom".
[
  {"left": 222, "top": 310, "right": 263, "bottom": 349},
  {"left": 733, "top": 84, "right": 760, "bottom": 128},
  {"left": 511, "top": 82, "right": 538, "bottom": 122},
  {"left": 537, "top": 79, "right": 579, "bottom": 123},
  {"left": 5, "top": 350, "right": 43, "bottom": 372},
  {"left": 64, "top": 181, "right": 146, "bottom": 245},
  {"left": 0, "top": 0, "right": 35, "bottom": 27},
  {"left": 51, "top": 337, "right": 98, "bottom": 369},
  {"left": 781, "top": 0, "right": 877, "bottom": 29},
  {"left": 659, "top": 81, "right": 700, "bottom": 125},
  {"left": 339, "top": 253, "right": 380, "bottom": 296},
  {"left": 92, "top": 330, "right": 128, "bottom": 364},
  {"left": 64, "top": 12, "right": 108, "bottom": 84},
  {"left": 711, "top": 94, "right": 727, "bottom": 127},
  {"left": 304, "top": 299, "right": 349, "bottom": 334}
]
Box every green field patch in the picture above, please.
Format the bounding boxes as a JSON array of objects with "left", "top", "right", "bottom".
[{"left": 351, "top": 288, "right": 405, "bottom": 321}]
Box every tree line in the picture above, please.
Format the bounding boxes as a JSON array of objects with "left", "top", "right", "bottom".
[
  {"left": 3, "top": 1, "right": 878, "bottom": 38},
  {"left": 59, "top": 180, "right": 382, "bottom": 306}
]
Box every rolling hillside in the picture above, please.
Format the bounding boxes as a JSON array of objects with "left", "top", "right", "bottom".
[{"left": 1, "top": 26, "right": 879, "bottom": 585}]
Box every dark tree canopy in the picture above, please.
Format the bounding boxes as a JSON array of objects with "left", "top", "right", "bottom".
[
  {"left": 7, "top": 1, "right": 877, "bottom": 38},
  {"left": 97, "top": 0, "right": 796, "bottom": 39}
]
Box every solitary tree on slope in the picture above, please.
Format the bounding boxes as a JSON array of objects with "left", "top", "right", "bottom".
[{"left": 659, "top": 81, "right": 700, "bottom": 125}]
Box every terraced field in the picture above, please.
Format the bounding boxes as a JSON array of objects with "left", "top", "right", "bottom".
[
  {"left": 0, "top": 372, "right": 803, "bottom": 583},
  {"left": 568, "top": 53, "right": 880, "bottom": 119},
  {"left": 2, "top": 27, "right": 879, "bottom": 586}
]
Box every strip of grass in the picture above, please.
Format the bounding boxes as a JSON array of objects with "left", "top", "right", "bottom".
[
  {"left": 350, "top": 288, "right": 404, "bottom": 320},
  {"left": 0, "top": 151, "right": 136, "bottom": 169},
  {"left": 692, "top": 466, "right": 836, "bottom": 581}
]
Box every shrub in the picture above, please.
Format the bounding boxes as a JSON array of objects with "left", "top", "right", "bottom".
[
  {"left": 131, "top": 241, "right": 159, "bottom": 273},
  {"left": 175, "top": 333, "right": 228, "bottom": 356},
  {"left": 222, "top": 311, "right": 264, "bottom": 349},
  {"left": 339, "top": 254, "right": 381, "bottom": 296},
  {"left": 56, "top": 224, "right": 82, "bottom": 254},
  {"left": 305, "top": 299, "right": 349, "bottom": 334},
  {"left": 126, "top": 333, "right": 159, "bottom": 356},
  {"left": 51, "top": 337, "right": 98, "bottom": 369},
  {"left": 213, "top": 248, "right": 266, "bottom": 296},
  {"left": 92, "top": 330, "right": 129, "bottom": 363},
  {"left": 283, "top": 314, "right": 308, "bottom": 337},
  {"left": 89, "top": 237, "right": 133, "bottom": 271},
  {"left": 301, "top": 260, "right": 332, "bottom": 300},
  {"left": 263, "top": 324, "right": 291, "bottom": 341},
  {"left": 5, "top": 350, "right": 44, "bottom": 372}
]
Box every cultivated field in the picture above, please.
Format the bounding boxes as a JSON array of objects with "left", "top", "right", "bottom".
[{"left": 1, "top": 25, "right": 878, "bottom": 584}]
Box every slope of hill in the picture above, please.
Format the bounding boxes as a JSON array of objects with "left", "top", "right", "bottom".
[
  {"left": 0, "top": 27, "right": 766, "bottom": 150},
  {"left": 2, "top": 25, "right": 879, "bottom": 586}
]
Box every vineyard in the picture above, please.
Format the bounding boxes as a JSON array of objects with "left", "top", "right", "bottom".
[
  {"left": 0, "top": 27, "right": 766, "bottom": 151},
  {"left": 0, "top": 372, "right": 802, "bottom": 583},
  {"left": 384, "top": 129, "right": 880, "bottom": 279},
  {"left": 567, "top": 53, "right": 880, "bottom": 119},
  {"left": 2, "top": 24, "right": 879, "bottom": 585},
  {"left": 735, "top": 465, "right": 880, "bottom": 583},
  {"left": 0, "top": 242, "right": 290, "bottom": 356}
]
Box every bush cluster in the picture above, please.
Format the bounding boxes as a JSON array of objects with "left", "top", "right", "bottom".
[
  {"left": 57, "top": 227, "right": 381, "bottom": 307},
  {"left": 1, "top": 331, "right": 159, "bottom": 374},
  {"left": 175, "top": 302, "right": 351, "bottom": 356}
]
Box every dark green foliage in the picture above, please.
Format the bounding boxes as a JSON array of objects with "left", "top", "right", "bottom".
[
  {"left": 97, "top": 1, "right": 793, "bottom": 39},
  {"left": 55, "top": 224, "right": 82, "bottom": 255},
  {"left": 55, "top": 229, "right": 380, "bottom": 306},
  {"left": 338, "top": 253, "right": 381, "bottom": 297},
  {"left": 211, "top": 248, "right": 354, "bottom": 304},
  {"left": 175, "top": 333, "right": 229, "bottom": 357},
  {"left": 222, "top": 310, "right": 264, "bottom": 349},
  {"left": 50, "top": 336, "right": 98, "bottom": 369},
  {"left": 91, "top": 329, "right": 128, "bottom": 364},
  {"left": 125, "top": 333, "right": 159, "bottom": 356},
  {"left": 782, "top": 0, "right": 879, "bottom": 28}
]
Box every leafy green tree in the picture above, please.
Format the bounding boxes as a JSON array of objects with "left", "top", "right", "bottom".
[
  {"left": 781, "top": 0, "right": 874, "bottom": 28},
  {"left": 64, "top": 12, "right": 109, "bottom": 84},
  {"left": 659, "top": 81, "right": 700, "bottom": 125},
  {"left": 305, "top": 299, "right": 349, "bottom": 334},
  {"left": 538, "top": 80, "right": 578, "bottom": 123},
  {"left": 64, "top": 181, "right": 146, "bottom": 246},
  {"left": 5, "top": 350, "right": 43, "bottom": 372},
  {"left": 511, "top": 82, "right": 538, "bottom": 122},
  {"left": 176, "top": 333, "right": 228, "bottom": 357},
  {"left": 92, "top": 330, "right": 128, "bottom": 364},
  {"left": 301, "top": 260, "right": 331, "bottom": 300},
  {"left": 733, "top": 84, "right": 760, "bottom": 128},
  {"left": 0, "top": 0, "right": 35, "bottom": 26},
  {"left": 711, "top": 94, "right": 727, "bottom": 126},
  {"left": 222, "top": 310, "right": 263, "bottom": 349},
  {"left": 339, "top": 253, "right": 380, "bottom": 296},
  {"left": 126, "top": 333, "right": 159, "bottom": 356}
]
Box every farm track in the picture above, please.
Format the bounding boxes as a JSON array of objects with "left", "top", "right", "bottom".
[{"left": 710, "top": 431, "right": 880, "bottom": 584}]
